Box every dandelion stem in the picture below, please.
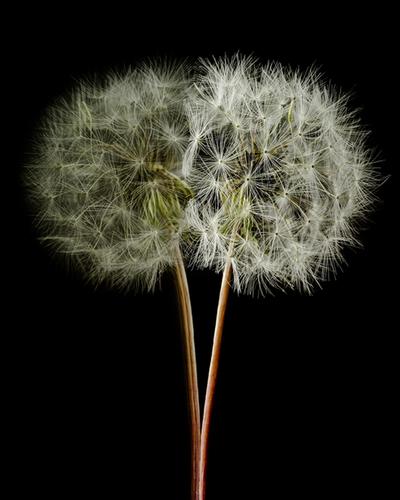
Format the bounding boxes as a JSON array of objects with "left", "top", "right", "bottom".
[
  {"left": 174, "top": 248, "right": 201, "bottom": 500},
  {"left": 199, "top": 258, "right": 232, "bottom": 500}
]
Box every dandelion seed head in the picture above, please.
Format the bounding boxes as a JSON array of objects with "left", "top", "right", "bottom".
[
  {"left": 25, "top": 62, "right": 193, "bottom": 291},
  {"left": 184, "top": 55, "right": 382, "bottom": 295}
]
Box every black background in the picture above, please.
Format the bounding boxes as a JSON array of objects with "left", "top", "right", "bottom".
[{"left": 6, "top": 5, "right": 397, "bottom": 499}]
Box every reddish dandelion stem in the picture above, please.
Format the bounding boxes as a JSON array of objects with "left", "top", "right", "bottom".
[
  {"left": 199, "top": 259, "right": 232, "bottom": 500},
  {"left": 175, "top": 249, "right": 201, "bottom": 500}
]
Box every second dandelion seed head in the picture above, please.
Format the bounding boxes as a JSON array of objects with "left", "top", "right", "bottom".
[{"left": 183, "top": 56, "right": 379, "bottom": 295}]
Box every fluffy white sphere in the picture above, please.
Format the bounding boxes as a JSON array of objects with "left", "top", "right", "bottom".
[
  {"left": 26, "top": 62, "right": 193, "bottom": 291},
  {"left": 183, "top": 55, "right": 381, "bottom": 294}
]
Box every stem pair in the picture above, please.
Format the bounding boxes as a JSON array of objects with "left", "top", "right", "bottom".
[{"left": 175, "top": 248, "right": 232, "bottom": 500}]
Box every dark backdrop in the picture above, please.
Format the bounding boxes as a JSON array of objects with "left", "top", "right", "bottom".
[{"left": 6, "top": 6, "right": 397, "bottom": 499}]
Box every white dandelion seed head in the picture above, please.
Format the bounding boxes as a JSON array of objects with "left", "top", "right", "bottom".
[
  {"left": 25, "top": 61, "right": 193, "bottom": 291},
  {"left": 184, "top": 55, "right": 382, "bottom": 295}
]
